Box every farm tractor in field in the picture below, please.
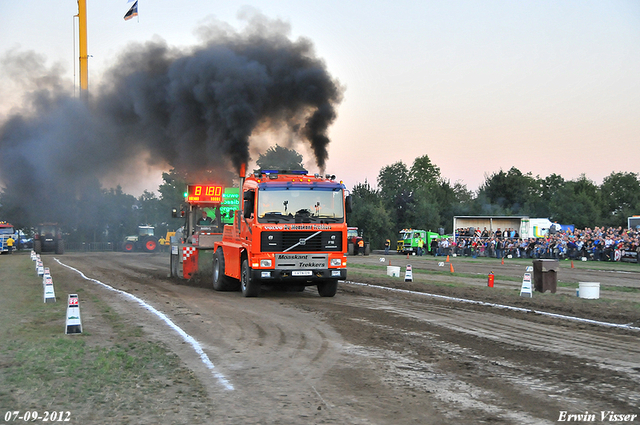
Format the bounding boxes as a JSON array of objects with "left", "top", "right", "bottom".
[
  {"left": 347, "top": 227, "right": 370, "bottom": 256},
  {"left": 122, "top": 225, "right": 159, "bottom": 252},
  {"left": 34, "top": 223, "right": 65, "bottom": 255}
]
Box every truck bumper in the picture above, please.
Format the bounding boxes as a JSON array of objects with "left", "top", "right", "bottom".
[{"left": 251, "top": 268, "right": 346, "bottom": 283}]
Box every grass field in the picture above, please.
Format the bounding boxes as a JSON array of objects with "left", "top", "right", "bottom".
[
  {"left": 0, "top": 253, "right": 213, "bottom": 423},
  {"left": 346, "top": 255, "right": 640, "bottom": 320},
  {"left": 348, "top": 256, "right": 640, "bottom": 293}
]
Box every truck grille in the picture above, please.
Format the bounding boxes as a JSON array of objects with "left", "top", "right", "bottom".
[{"left": 261, "top": 231, "right": 342, "bottom": 252}]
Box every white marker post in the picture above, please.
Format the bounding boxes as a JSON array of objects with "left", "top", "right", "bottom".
[
  {"left": 65, "top": 294, "right": 82, "bottom": 334},
  {"left": 43, "top": 276, "right": 56, "bottom": 303},
  {"left": 42, "top": 269, "right": 51, "bottom": 287},
  {"left": 404, "top": 264, "right": 413, "bottom": 282},
  {"left": 520, "top": 272, "right": 533, "bottom": 297}
]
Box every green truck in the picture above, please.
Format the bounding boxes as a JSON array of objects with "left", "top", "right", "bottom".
[{"left": 396, "top": 229, "right": 440, "bottom": 255}]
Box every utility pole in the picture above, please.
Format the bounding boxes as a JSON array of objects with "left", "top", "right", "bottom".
[{"left": 77, "top": 0, "right": 88, "bottom": 102}]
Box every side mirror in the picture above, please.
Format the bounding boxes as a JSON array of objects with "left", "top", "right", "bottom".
[
  {"left": 243, "top": 191, "right": 255, "bottom": 219},
  {"left": 243, "top": 200, "right": 253, "bottom": 219},
  {"left": 345, "top": 195, "right": 353, "bottom": 213}
]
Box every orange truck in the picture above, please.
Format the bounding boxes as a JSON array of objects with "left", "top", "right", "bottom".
[{"left": 213, "top": 168, "right": 351, "bottom": 297}]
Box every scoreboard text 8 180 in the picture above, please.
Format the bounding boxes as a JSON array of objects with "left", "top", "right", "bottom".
[{"left": 186, "top": 185, "right": 223, "bottom": 204}]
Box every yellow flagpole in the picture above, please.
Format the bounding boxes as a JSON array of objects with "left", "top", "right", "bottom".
[{"left": 77, "top": 0, "right": 88, "bottom": 102}]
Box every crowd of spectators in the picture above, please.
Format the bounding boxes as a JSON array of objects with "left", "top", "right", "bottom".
[{"left": 432, "top": 226, "right": 640, "bottom": 262}]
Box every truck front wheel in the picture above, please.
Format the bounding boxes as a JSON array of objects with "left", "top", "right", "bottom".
[
  {"left": 317, "top": 279, "right": 338, "bottom": 297},
  {"left": 241, "top": 259, "right": 260, "bottom": 297},
  {"left": 213, "top": 249, "right": 238, "bottom": 291}
]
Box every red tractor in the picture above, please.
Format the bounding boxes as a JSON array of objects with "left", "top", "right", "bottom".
[{"left": 347, "top": 227, "right": 369, "bottom": 256}]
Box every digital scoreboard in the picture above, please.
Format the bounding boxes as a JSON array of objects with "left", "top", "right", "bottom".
[{"left": 186, "top": 185, "right": 224, "bottom": 204}]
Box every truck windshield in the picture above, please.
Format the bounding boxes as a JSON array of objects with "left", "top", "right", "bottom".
[
  {"left": 0, "top": 226, "right": 14, "bottom": 235},
  {"left": 38, "top": 225, "right": 56, "bottom": 236},
  {"left": 257, "top": 188, "right": 345, "bottom": 223}
]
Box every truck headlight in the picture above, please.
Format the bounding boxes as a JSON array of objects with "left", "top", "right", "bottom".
[
  {"left": 330, "top": 258, "right": 342, "bottom": 267},
  {"left": 260, "top": 259, "right": 272, "bottom": 268}
]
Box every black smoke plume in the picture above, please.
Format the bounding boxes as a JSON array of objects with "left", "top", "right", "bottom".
[{"left": 0, "top": 13, "right": 343, "bottom": 225}]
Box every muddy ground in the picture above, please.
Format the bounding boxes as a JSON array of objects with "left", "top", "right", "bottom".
[{"left": 41, "top": 252, "right": 640, "bottom": 424}]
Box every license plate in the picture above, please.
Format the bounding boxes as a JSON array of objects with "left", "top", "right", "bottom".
[{"left": 292, "top": 270, "right": 313, "bottom": 276}]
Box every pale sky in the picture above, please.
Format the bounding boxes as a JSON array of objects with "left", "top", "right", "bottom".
[{"left": 1, "top": 0, "right": 639, "bottom": 194}]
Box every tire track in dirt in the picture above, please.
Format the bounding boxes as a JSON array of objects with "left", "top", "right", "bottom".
[
  {"left": 318, "top": 288, "right": 639, "bottom": 418},
  {"left": 52, "top": 253, "right": 640, "bottom": 424},
  {"left": 51, "top": 253, "right": 361, "bottom": 423}
]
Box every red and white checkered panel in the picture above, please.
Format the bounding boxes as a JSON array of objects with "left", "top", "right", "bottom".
[{"left": 182, "top": 246, "right": 197, "bottom": 260}]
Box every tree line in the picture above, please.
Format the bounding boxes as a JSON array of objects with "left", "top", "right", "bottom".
[
  {"left": 348, "top": 155, "right": 640, "bottom": 249},
  {"left": 1, "top": 148, "right": 639, "bottom": 249}
]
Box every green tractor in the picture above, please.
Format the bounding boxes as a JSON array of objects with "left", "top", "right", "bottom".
[{"left": 122, "top": 225, "right": 159, "bottom": 252}]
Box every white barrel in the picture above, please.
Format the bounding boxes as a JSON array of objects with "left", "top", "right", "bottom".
[
  {"left": 387, "top": 266, "right": 401, "bottom": 277},
  {"left": 578, "top": 282, "right": 600, "bottom": 299}
]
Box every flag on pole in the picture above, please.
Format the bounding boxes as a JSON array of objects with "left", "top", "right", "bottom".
[{"left": 124, "top": 1, "right": 138, "bottom": 21}]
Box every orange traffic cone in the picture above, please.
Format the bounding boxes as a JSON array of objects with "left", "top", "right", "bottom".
[
  {"left": 501, "top": 257, "right": 504, "bottom": 265},
  {"left": 449, "top": 263, "right": 454, "bottom": 273},
  {"left": 446, "top": 255, "right": 450, "bottom": 262},
  {"left": 571, "top": 260, "right": 574, "bottom": 268},
  {"left": 406, "top": 253, "right": 410, "bottom": 259}
]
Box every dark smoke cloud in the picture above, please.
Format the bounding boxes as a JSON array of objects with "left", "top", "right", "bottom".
[{"left": 0, "top": 12, "right": 343, "bottom": 224}]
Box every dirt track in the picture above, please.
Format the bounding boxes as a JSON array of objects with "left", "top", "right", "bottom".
[{"left": 46, "top": 252, "right": 640, "bottom": 424}]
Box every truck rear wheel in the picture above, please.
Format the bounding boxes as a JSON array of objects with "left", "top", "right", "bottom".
[
  {"left": 317, "top": 279, "right": 338, "bottom": 297},
  {"left": 213, "top": 249, "right": 238, "bottom": 291},
  {"left": 241, "top": 259, "right": 260, "bottom": 297},
  {"left": 34, "top": 240, "right": 42, "bottom": 254},
  {"left": 55, "top": 240, "right": 64, "bottom": 255}
]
